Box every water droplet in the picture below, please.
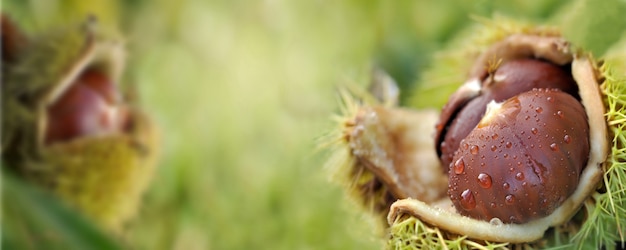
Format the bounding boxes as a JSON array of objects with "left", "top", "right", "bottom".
[
  {"left": 550, "top": 143, "right": 559, "bottom": 151},
  {"left": 524, "top": 115, "right": 530, "bottom": 121},
  {"left": 505, "top": 141, "right": 512, "bottom": 148},
  {"left": 460, "top": 189, "right": 476, "bottom": 210},
  {"left": 547, "top": 96, "right": 554, "bottom": 103},
  {"left": 470, "top": 145, "right": 479, "bottom": 155},
  {"left": 505, "top": 194, "right": 516, "bottom": 205},
  {"left": 490, "top": 202, "right": 497, "bottom": 208},
  {"left": 564, "top": 135, "right": 571, "bottom": 144},
  {"left": 522, "top": 181, "right": 527, "bottom": 187},
  {"left": 477, "top": 173, "right": 492, "bottom": 188},
  {"left": 503, "top": 153, "right": 509, "bottom": 159},
  {"left": 535, "top": 107, "right": 543, "bottom": 113},
  {"left": 503, "top": 182, "right": 510, "bottom": 190},
  {"left": 531, "top": 127, "right": 538, "bottom": 135},
  {"left": 492, "top": 134, "right": 499, "bottom": 140},
  {"left": 557, "top": 110, "right": 564, "bottom": 118},
  {"left": 490, "top": 218, "right": 503, "bottom": 226},
  {"left": 454, "top": 158, "right": 465, "bottom": 175},
  {"left": 515, "top": 172, "right": 525, "bottom": 181},
  {"left": 490, "top": 145, "right": 497, "bottom": 152}
]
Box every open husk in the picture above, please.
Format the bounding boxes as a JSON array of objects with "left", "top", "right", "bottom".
[
  {"left": 325, "top": 17, "right": 626, "bottom": 249},
  {"left": 1, "top": 17, "right": 158, "bottom": 232}
]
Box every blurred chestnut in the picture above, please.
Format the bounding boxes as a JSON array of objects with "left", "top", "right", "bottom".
[{"left": 45, "top": 68, "right": 128, "bottom": 144}]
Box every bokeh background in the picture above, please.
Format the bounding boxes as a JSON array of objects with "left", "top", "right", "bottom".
[{"left": 3, "top": 0, "right": 626, "bottom": 249}]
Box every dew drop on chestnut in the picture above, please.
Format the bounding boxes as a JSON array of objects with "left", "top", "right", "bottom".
[
  {"left": 477, "top": 173, "right": 492, "bottom": 188},
  {"left": 515, "top": 172, "right": 525, "bottom": 181},
  {"left": 531, "top": 127, "right": 538, "bottom": 135},
  {"left": 564, "top": 135, "right": 571, "bottom": 144},
  {"left": 505, "top": 194, "right": 516, "bottom": 205},
  {"left": 460, "top": 189, "right": 476, "bottom": 210},
  {"left": 550, "top": 143, "right": 559, "bottom": 151},
  {"left": 454, "top": 158, "right": 465, "bottom": 175},
  {"left": 470, "top": 145, "right": 479, "bottom": 155},
  {"left": 556, "top": 110, "right": 564, "bottom": 118}
]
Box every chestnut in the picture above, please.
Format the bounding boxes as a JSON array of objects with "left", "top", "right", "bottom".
[
  {"left": 437, "top": 58, "right": 578, "bottom": 169},
  {"left": 433, "top": 34, "right": 601, "bottom": 226},
  {"left": 1, "top": 16, "right": 158, "bottom": 232},
  {"left": 448, "top": 88, "right": 589, "bottom": 223},
  {"left": 45, "top": 68, "right": 128, "bottom": 144}
]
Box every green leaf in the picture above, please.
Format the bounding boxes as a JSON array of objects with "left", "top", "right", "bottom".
[{"left": 2, "top": 172, "right": 123, "bottom": 250}]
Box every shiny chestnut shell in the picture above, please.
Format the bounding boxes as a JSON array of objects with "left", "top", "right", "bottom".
[
  {"left": 438, "top": 59, "right": 578, "bottom": 169},
  {"left": 448, "top": 89, "right": 589, "bottom": 223}
]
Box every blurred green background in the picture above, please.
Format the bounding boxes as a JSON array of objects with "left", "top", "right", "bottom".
[{"left": 3, "top": 0, "right": 626, "bottom": 249}]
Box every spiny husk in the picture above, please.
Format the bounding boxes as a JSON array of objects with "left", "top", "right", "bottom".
[
  {"left": 1, "top": 17, "right": 158, "bottom": 233},
  {"left": 572, "top": 38, "right": 626, "bottom": 249},
  {"left": 322, "top": 89, "right": 396, "bottom": 228},
  {"left": 324, "top": 16, "right": 626, "bottom": 249},
  {"left": 389, "top": 19, "right": 626, "bottom": 249},
  {"left": 24, "top": 109, "right": 158, "bottom": 231}
]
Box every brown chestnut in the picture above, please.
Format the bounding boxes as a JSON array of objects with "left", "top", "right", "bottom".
[
  {"left": 448, "top": 88, "right": 589, "bottom": 223},
  {"left": 1, "top": 14, "right": 27, "bottom": 63},
  {"left": 45, "top": 68, "right": 128, "bottom": 144},
  {"left": 438, "top": 58, "right": 578, "bottom": 170}
]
